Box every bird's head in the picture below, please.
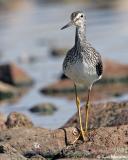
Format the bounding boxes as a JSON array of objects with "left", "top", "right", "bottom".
[{"left": 61, "top": 11, "right": 86, "bottom": 30}]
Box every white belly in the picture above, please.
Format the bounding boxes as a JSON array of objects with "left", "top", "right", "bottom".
[{"left": 64, "top": 61, "right": 98, "bottom": 86}]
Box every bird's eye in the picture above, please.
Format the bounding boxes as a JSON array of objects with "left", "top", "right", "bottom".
[{"left": 81, "top": 15, "right": 83, "bottom": 18}]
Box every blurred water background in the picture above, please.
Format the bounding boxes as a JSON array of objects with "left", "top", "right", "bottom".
[{"left": 0, "top": 0, "right": 128, "bottom": 129}]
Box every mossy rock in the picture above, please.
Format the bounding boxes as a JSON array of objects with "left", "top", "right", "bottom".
[{"left": 29, "top": 103, "right": 57, "bottom": 116}]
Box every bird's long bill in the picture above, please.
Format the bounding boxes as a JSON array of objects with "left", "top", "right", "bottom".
[{"left": 61, "top": 21, "right": 73, "bottom": 30}]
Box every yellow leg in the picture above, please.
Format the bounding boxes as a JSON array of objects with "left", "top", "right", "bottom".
[
  {"left": 85, "top": 88, "right": 91, "bottom": 133},
  {"left": 76, "top": 96, "right": 85, "bottom": 141},
  {"left": 85, "top": 102, "right": 90, "bottom": 132},
  {"left": 74, "top": 84, "right": 85, "bottom": 142}
]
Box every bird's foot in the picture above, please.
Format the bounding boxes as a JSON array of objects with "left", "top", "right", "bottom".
[{"left": 72, "top": 128, "right": 88, "bottom": 144}]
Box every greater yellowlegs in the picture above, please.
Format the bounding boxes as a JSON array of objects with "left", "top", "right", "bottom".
[{"left": 61, "top": 11, "right": 103, "bottom": 142}]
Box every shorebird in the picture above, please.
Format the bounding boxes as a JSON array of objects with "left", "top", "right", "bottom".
[{"left": 61, "top": 11, "right": 103, "bottom": 142}]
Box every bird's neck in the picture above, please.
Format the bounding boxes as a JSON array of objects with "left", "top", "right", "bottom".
[{"left": 75, "top": 25, "right": 86, "bottom": 46}]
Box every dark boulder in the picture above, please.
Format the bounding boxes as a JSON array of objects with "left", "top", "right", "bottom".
[
  {"left": 50, "top": 48, "right": 67, "bottom": 57},
  {"left": 0, "top": 63, "right": 33, "bottom": 87},
  {"left": 29, "top": 103, "right": 57, "bottom": 115}
]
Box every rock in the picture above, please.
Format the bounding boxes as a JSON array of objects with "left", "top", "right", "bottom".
[
  {"left": 41, "top": 59, "right": 128, "bottom": 101},
  {"left": 0, "top": 144, "right": 27, "bottom": 160},
  {"left": 0, "top": 63, "right": 33, "bottom": 86},
  {"left": 0, "top": 81, "right": 31, "bottom": 104},
  {"left": 25, "top": 154, "right": 46, "bottom": 160},
  {"left": 63, "top": 101, "right": 128, "bottom": 130},
  {"left": 50, "top": 48, "right": 68, "bottom": 57},
  {"left": 29, "top": 155, "right": 46, "bottom": 160},
  {"left": 18, "top": 53, "right": 42, "bottom": 64},
  {"left": 0, "top": 113, "right": 6, "bottom": 131},
  {"left": 0, "top": 127, "right": 76, "bottom": 158},
  {"left": 0, "top": 125, "right": 127, "bottom": 159},
  {"left": 41, "top": 79, "right": 128, "bottom": 102},
  {"left": 0, "top": 101, "right": 128, "bottom": 159},
  {"left": 91, "top": 0, "right": 128, "bottom": 10},
  {"left": 103, "top": 59, "right": 128, "bottom": 79},
  {"left": 0, "top": 81, "right": 18, "bottom": 101},
  {"left": 41, "top": 79, "right": 76, "bottom": 95},
  {"left": 29, "top": 103, "right": 57, "bottom": 115},
  {"left": 58, "top": 126, "right": 128, "bottom": 159},
  {"left": 6, "top": 112, "right": 33, "bottom": 128},
  {"left": 91, "top": 0, "right": 115, "bottom": 9}
]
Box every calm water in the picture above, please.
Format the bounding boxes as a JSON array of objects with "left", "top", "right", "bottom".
[{"left": 0, "top": 1, "right": 128, "bottom": 129}]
